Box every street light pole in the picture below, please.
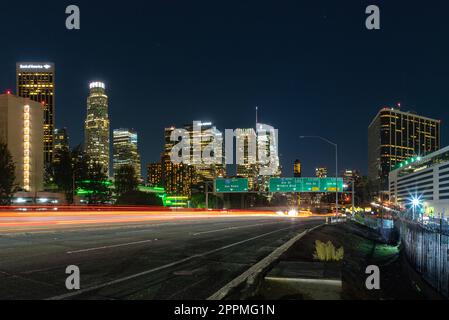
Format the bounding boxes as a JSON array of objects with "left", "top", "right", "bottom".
[
  {"left": 352, "top": 178, "right": 355, "bottom": 216},
  {"left": 299, "top": 136, "right": 339, "bottom": 216}
]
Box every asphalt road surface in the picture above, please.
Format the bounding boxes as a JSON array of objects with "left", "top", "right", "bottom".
[{"left": 0, "top": 214, "right": 324, "bottom": 300}]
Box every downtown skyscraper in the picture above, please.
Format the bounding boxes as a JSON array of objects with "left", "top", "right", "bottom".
[
  {"left": 368, "top": 106, "right": 441, "bottom": 191},
  {"left": 162, "top": 126, "right": 195, "bottom": 197},
  {"left": 113, "top": 128, "right": 141, "bottom": 180},
  {"left": 84, "top": 82, "right": 110, "bottom": 177},
  {"left": 16, "top": 62, "right": 55, "bottom": 166},
  {"left": 235, "top": 128, "right": 258, "bottom": 190},
  {"left": 184, "top": 121, "right": 226, "bottom": 183}
]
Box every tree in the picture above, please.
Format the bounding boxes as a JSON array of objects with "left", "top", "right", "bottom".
[
  {"left": 82, "top": 162, "right": 112, "bottom": 204},
  {"left": 114, "top": 165, "right": 139, "bottom": 196},
  {"left": 116, "top": 190, "right": 163, "bottom": 206},
  {"left": 50, "top": 145, "right": 90, "bottom": 204},
  {"left": 0, "top": 143, "right": 16, "bottom": 205}
]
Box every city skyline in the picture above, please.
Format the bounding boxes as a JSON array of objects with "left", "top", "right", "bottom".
[
  {"left": 1, "top": 1, "right": 449, "bottom": 177},
  {"left": 2, "top": 0, "right": 449, "bottom": 304}
]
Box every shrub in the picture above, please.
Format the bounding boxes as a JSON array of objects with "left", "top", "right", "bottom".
[{"left": 313, "top": 240, "right": 344, "bottom": 262}]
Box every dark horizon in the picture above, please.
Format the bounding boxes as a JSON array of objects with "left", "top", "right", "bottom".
[{"left": 2, "top": 0, "right": 449, "bottom": 177}]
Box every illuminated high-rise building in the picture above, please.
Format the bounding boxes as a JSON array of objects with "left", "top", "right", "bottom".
[
  {"left": 183, "top": 121, "right": 226, "bottom": 182},
  {"left": 162, "top": 126, "right": 195, "bottom": 197},
  {"left": 294, "top": 159, "right": 302, "bottom": 177},
  {"left": 16, "top": 62, "right": 55, "bottom": 166},
  {"left": 235, "top": 128, "right": 258, "bottom": 189},
  {"left": 256, "top": 123, "right": 281, "bottom": 176},
  {"left": 0, "top": 93, "right": 44, "bottom": 192},
  {"left": 53, "top": 128, "right": 69, "bottom": 163},
  {"left": 368, "top": 106, "right": 441, "bottom": 190},
  {"left": 84, "top": 82, "right": 110, "bottom": 176},
  {"left": 315, "top": 167, "right": 328, "bottom": 178},
  {"left": 113, "top": 128, "right": 141, "bottom": 180},
  {"left": 147, "top": 162, "right": 163, "bottom": 187},
  {"left": 256, "top": 123, "right": 281, "bottom": 191}
]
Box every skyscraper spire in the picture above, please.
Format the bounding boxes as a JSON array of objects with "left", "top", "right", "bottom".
[{"left": 255, "top": 105, "right": 258, "bottom": 128}]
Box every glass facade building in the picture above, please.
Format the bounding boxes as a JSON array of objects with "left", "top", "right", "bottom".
[
  {"left": 113, "top": 128, "right": 141, "bottom": 180},
  {"left": 236, "top": 128, "right": 258, "bottom": 190}
]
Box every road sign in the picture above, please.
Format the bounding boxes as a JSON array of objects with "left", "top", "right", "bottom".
[
  {"left": 268, "top": 178, "right": 302, "bottom": 192},
  {"left": 268, "top": 177, "right": 343, "bottom": 193},
  {"left": 215, "top": 178, "right": 249, "bottom": 193},
  {"left": 301, "top": 177, "right": 321, "bottom": 192},
  {"left": 319, "top": 178, "right": 343, "bottom": 192}
]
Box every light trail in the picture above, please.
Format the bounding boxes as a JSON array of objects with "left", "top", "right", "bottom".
[{"left": 0, "top": 206, "right": 327, "bottom": 233}]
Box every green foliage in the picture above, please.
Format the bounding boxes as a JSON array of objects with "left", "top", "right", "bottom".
[
  {"left": 82, "top": 162, "right": 112, "bottom": 204},
  {"left": 116, "top": 190, "right": 163, "bottom": 206},
  {"left": 114, "top": 165, "right": 139, "bottom": 196},
  {"left": 313, "top": 240, "right": 344, "bottom": 262},
  {"left": 0, "top": 142, "right": 16, "bottom": 205},
  {"left": 49, "top": 145, "right": 111, "bottom": 204},
  {"left": 49, "top": 145, "right": 89, "bottom": 204}
]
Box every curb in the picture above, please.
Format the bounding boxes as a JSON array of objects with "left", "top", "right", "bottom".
[{"left": 207, "top": 223, "right": 326, "bottom": 300}]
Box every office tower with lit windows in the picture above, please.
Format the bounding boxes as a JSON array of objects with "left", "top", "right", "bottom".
[
  {"left": 294, "top": 159, "right": 302, "bottom": 177},
  {"left": 16, "top": 62, "right": 55, "bottom": 166},
  {"left": 147, "top": 162, "right": 163, "bottom": 187},
  {"left": 0, "top": 93, "right": 44, "bottom": 192},
  {"left": 368, "top": 106, "right": 441, "bottom": 190},
  {"left": 256, "top": 123, "right": 281, "bottom": 176},
  {"left": 162, "top": 126, "right": 195, "bottom": 197},
  {"left": 53, "top": 128, "right": 69, "bottom": 162},
  {"left": 183, "top": 121, "right": 226, "bottom": 182},
  {"left": 342, "top": 169, "right": 361, "bottom": 187},
  {"left": 84, "top": 82, "right": 110, "bottom": 177},
  {"left": 235, "top": 128, "right": 258, "bottom": 189},
  {"left": 113, "top": 128, "right": 141, "bottom": 180},
  {"left": 315, "top": 167, "right": 328, "bottom": 178}
]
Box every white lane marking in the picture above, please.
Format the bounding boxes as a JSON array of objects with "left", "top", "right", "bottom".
[
  {"left": 47, "top": 224, "right": 302, "bottom": 300},
  {"left": 191, "top": 221, "right": 287, "bottom": 236},
  {"left": 66, "top": 239, "right": 156, "bottom": 254}
]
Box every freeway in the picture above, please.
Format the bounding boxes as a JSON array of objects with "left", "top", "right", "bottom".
[{"left": 0, "top": 208, "right": 324, "bottom": 300}]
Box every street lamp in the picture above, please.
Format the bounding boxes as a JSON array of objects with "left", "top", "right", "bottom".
[
  {"left": 299, "top": 136, "right": 339, "bottom": 216},
  {"left": 411, "top": 197, "right": 421, "bottom": 222}
]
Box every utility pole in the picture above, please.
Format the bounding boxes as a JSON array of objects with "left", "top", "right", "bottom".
[
  {"left": 205, "top": 181, "right": 210, "bottom": 209},
  {"left": 299, "top": 136, "right": 338, "bottom": 216},
  {"left": 335, "top": 144, "right": 338, "bottom": 217},
  {"left": 352, "top": 178, "right": 355, "bottom": 216}
]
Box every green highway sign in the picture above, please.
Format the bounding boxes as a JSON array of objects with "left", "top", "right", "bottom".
[
  {"left": 319, "top": 178, "right": 343, "bottom": 192},
  {"left": 268, "top": 178, "right": 302, "bottom": 192},
  {"left": 269, "top": 177, "right": 343, "bottom": 193},
  {"left": 215, "top": 178, "right": 249, "bottom": 193},
  {"left": 301, "top": 177, "right": 321, "bottom": 192}
]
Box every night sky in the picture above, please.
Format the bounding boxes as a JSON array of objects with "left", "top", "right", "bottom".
[{"left": 1, "top": 0, "right": 449, "bottom": 177}]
